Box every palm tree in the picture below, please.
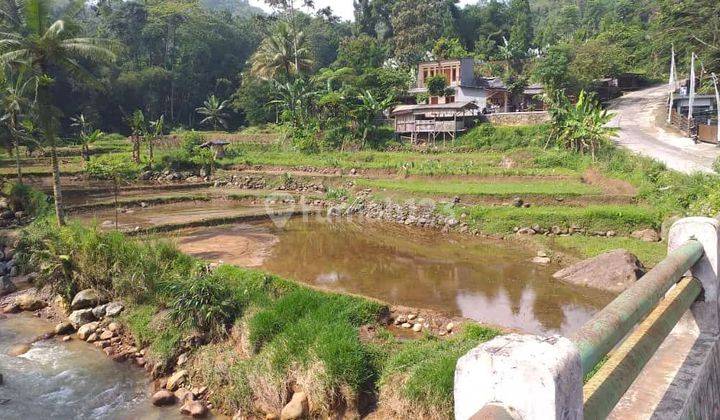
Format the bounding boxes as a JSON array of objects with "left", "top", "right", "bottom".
[
  {"left": 196, "top": 95, "right": 230, "bottom": 131},
  {"left": 249, "top": 21, "right": 313, "bottom": 80},
  {"left": 0, "top": 0, "right": 116, "bottom": 225},
  {"left": 0, "top": 67, "right": 36, "bottom": 183}
]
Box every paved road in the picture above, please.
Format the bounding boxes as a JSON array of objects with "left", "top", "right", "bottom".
[{"left": 608, "top": 85, "right": 718, "bottom": 174}]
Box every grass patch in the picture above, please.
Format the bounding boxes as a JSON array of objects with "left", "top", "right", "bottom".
[
  {"left": 537, "top": 235, "right": 666, "bottom": 267},
  {"left": 452, "top": 204, "right": 659, "bottom": 234},
  {"left": 357, "top": 178, "right": 599, "bottom": 197},
  {"left": 378, "top": 324, "right": 500, "bottom": 418}
]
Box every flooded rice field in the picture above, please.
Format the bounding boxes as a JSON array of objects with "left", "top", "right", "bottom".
[
  {"left": 0, "top": 313, "right": 182, "bottom": 420},
  {"left": 73, "top": 199, "right": 283, "bottom": 230},
  {"left": 172, "top": 217, "right": 613, "bottom": 335}
]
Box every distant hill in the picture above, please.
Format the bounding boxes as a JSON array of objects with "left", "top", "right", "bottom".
[{"left": 200, "top": 0, "right": 265, "bottom": 16}]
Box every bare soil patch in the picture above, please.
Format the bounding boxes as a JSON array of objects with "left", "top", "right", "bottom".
[{"left": 582, "top": 168, "right": 637, "bottom": 196}]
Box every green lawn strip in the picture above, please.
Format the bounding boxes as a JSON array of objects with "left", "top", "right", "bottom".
[
  {"left": 377, "top": 324, "right": 500, "bottom": 418},
  {"left": 535, "top": 235, "right": 666, "bottom": 267},
  {"left": 218, "top": 146, "right": 579, "bottom": 177},
  {"left": 356, "top": 178, "right": 600, "bottom": 197},
  {"left": 450, "top": 204, "right": 660, "bottom": 234}
]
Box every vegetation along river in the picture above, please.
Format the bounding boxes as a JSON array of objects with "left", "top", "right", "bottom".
[{"left": 173, "top": 217, "right": 613, "bottom": 335}]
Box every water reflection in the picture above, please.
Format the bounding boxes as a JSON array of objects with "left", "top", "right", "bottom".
[{"left": 176, "top": 218, "right": 613, "bottom": 335}]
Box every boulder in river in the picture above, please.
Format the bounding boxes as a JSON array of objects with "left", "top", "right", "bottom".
[
  {"left": 71, "top": 289, "right": 103, "bottom": 310},
  {"left": 15, "top": 294, "right": 46, "bottom": 311},
  {"left": 69, "top": 309, "right": 96, "bottom": 327},
  {"left": 0, "top": 276, "right": 16, "bottom": 297},
  {"left": 151, "top": 389, "right": 177, "bottom": 406},
  {"left": 54, "top": 322, "right": 75, "bottom": 335},
  {"left": 553, "top": 249, "right": 646, "bottom": 293}
]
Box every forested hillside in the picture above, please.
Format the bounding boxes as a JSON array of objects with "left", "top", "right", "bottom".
[{"left": 0, "top": 0, "right": 717, "bottom": 137}]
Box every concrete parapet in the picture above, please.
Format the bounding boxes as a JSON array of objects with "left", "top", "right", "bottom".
[
  {"left": 668, "top": 217, "right": 720, "bottom": 334},
  {"left": 454, "top": 334, "right": 582, "bottom": 420}
]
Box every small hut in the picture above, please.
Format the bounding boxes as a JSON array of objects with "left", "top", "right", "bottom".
[
  {"left": 391, "top": 101, "right": 478, "bottom": 144},
  {"left": 199, "top": 139, "right": 230, "bottom": 159}
]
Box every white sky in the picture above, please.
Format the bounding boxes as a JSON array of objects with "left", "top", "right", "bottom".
[{"left": 249, "top": 0, "right": 477, "bottom": 21}]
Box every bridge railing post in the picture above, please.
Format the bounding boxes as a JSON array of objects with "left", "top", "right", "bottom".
[
  {"left": 454, "top": 334, "right": 583, "bottom": 420},
  {"left": 668, "top": 217, "right": 720, "bottom": 335}
]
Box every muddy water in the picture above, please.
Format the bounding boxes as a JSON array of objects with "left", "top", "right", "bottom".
[
  {"left": 175, "top": 218, "right": 613, "bottom": 335},
  {"left": 0, "top": 313, "right": 181, "bottom": 420}
]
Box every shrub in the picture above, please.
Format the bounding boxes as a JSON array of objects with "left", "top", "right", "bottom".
[
  {"left": 85, "top": 153, "right": 141, "bottom": 180},
  {"left": 164, "top": 272, "right": 241, "bottom": 340},
  {"left": 378, "top": 323, "right": 499, "bottom": 418},
  {"left": 460, "top": 124, "right": 550, "bottom": 150},
  {"left": 3, "top": 182, "right": 50, "bottom": 217}
]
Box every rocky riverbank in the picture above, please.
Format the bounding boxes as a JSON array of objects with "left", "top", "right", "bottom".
[{"left": 0, "top": 278, "right": 213, "bottom": 418}]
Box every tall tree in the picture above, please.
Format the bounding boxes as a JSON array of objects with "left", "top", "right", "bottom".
[
  {"left": 196, "top": 95, "right": 230, "bottom": 130},
  {"left": 508, "top": 0, "right": 533, "bottom": 54},
  {"left": 1, "top": 68, "right": 35, "bottom": 184},
  {"left": 390, "top": 0, "right": 459, "bottom": 65},
  {"left": 0, "top": 0, "right": 116, "bottom": 225},
  {"left": 250, "top": 21, "right": 313, "bottom": 79}
]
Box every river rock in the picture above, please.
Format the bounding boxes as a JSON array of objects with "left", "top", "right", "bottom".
[
  {"left": 99, "top": 330, "right": 114, "bottom": 340},
  {"left": 151, "top": 389, "right": 177, "bottom": 406},
  {"left": 71, "top": 289, "right": 103, "bottom": 310},
  {"left": 54, "top": 321, "right": 75, "bottom": 335},
  {"left": 0, "top": 276, "right": 16, "bottom": 296},
  {"left": 280, "top": 391, "right": 308, "bottom": 420},
  {"left": 92, "top": 303, "right": 108, "bottom": 319},
  {"left": 77, "top": 321, "right": 100, "bottom": 340},
  {"left": 412, "top": 323, "right": 422, "bottom": 332},
  {"left": 166, "top": 369, "right": 188, "bottom": 391},
  {"left": 15, "top": 294, "right": 46, "bottom": 311},
  {"left": 8, "top": 343, "right": 31, "bottom": 356},
  {"left": 180, "top": 400, "right": 208, "bottom": 417},
  {"left": 532, "top": 256, "right": 551, "bottom": 265},
  {"left": 631, "top": 229, "right": 660, "bottom": 242},
  {"left": 105, "top": 302, "right": 124, "bottom": 317},
  {"left": 68, "top": 309, "right": 96, "bottom": 327},
  {"left": 553, "top": 249, "right": 646, "bottom": 293},
  {"left": 175, "top": 388, "right": 194, "bottom": 402}
]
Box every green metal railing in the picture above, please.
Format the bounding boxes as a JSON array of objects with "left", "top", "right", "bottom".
[{"left": 571, "top": 240, "right": 705, "bottom": 419}]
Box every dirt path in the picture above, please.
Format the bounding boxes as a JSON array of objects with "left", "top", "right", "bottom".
[{"left": 608, "top": 85, "right": 719, "bottom": 174}]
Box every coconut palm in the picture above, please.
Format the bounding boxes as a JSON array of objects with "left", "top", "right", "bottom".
[
  {"left": 0, "top": 67, "right": 36, "bottom": 183},
  {"left": 196, "top": 95, "right": 230, "bottom": 131},
  {"left": 0, "top": 0, "right": 116, "bottom": 225},
  {"left": 249, "top": 21, "right": 313, "bottom": 80}
]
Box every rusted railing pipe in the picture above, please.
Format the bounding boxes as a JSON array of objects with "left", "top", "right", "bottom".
[{"left": 570, "top": 240, "right": 704, "bottom": 375}]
